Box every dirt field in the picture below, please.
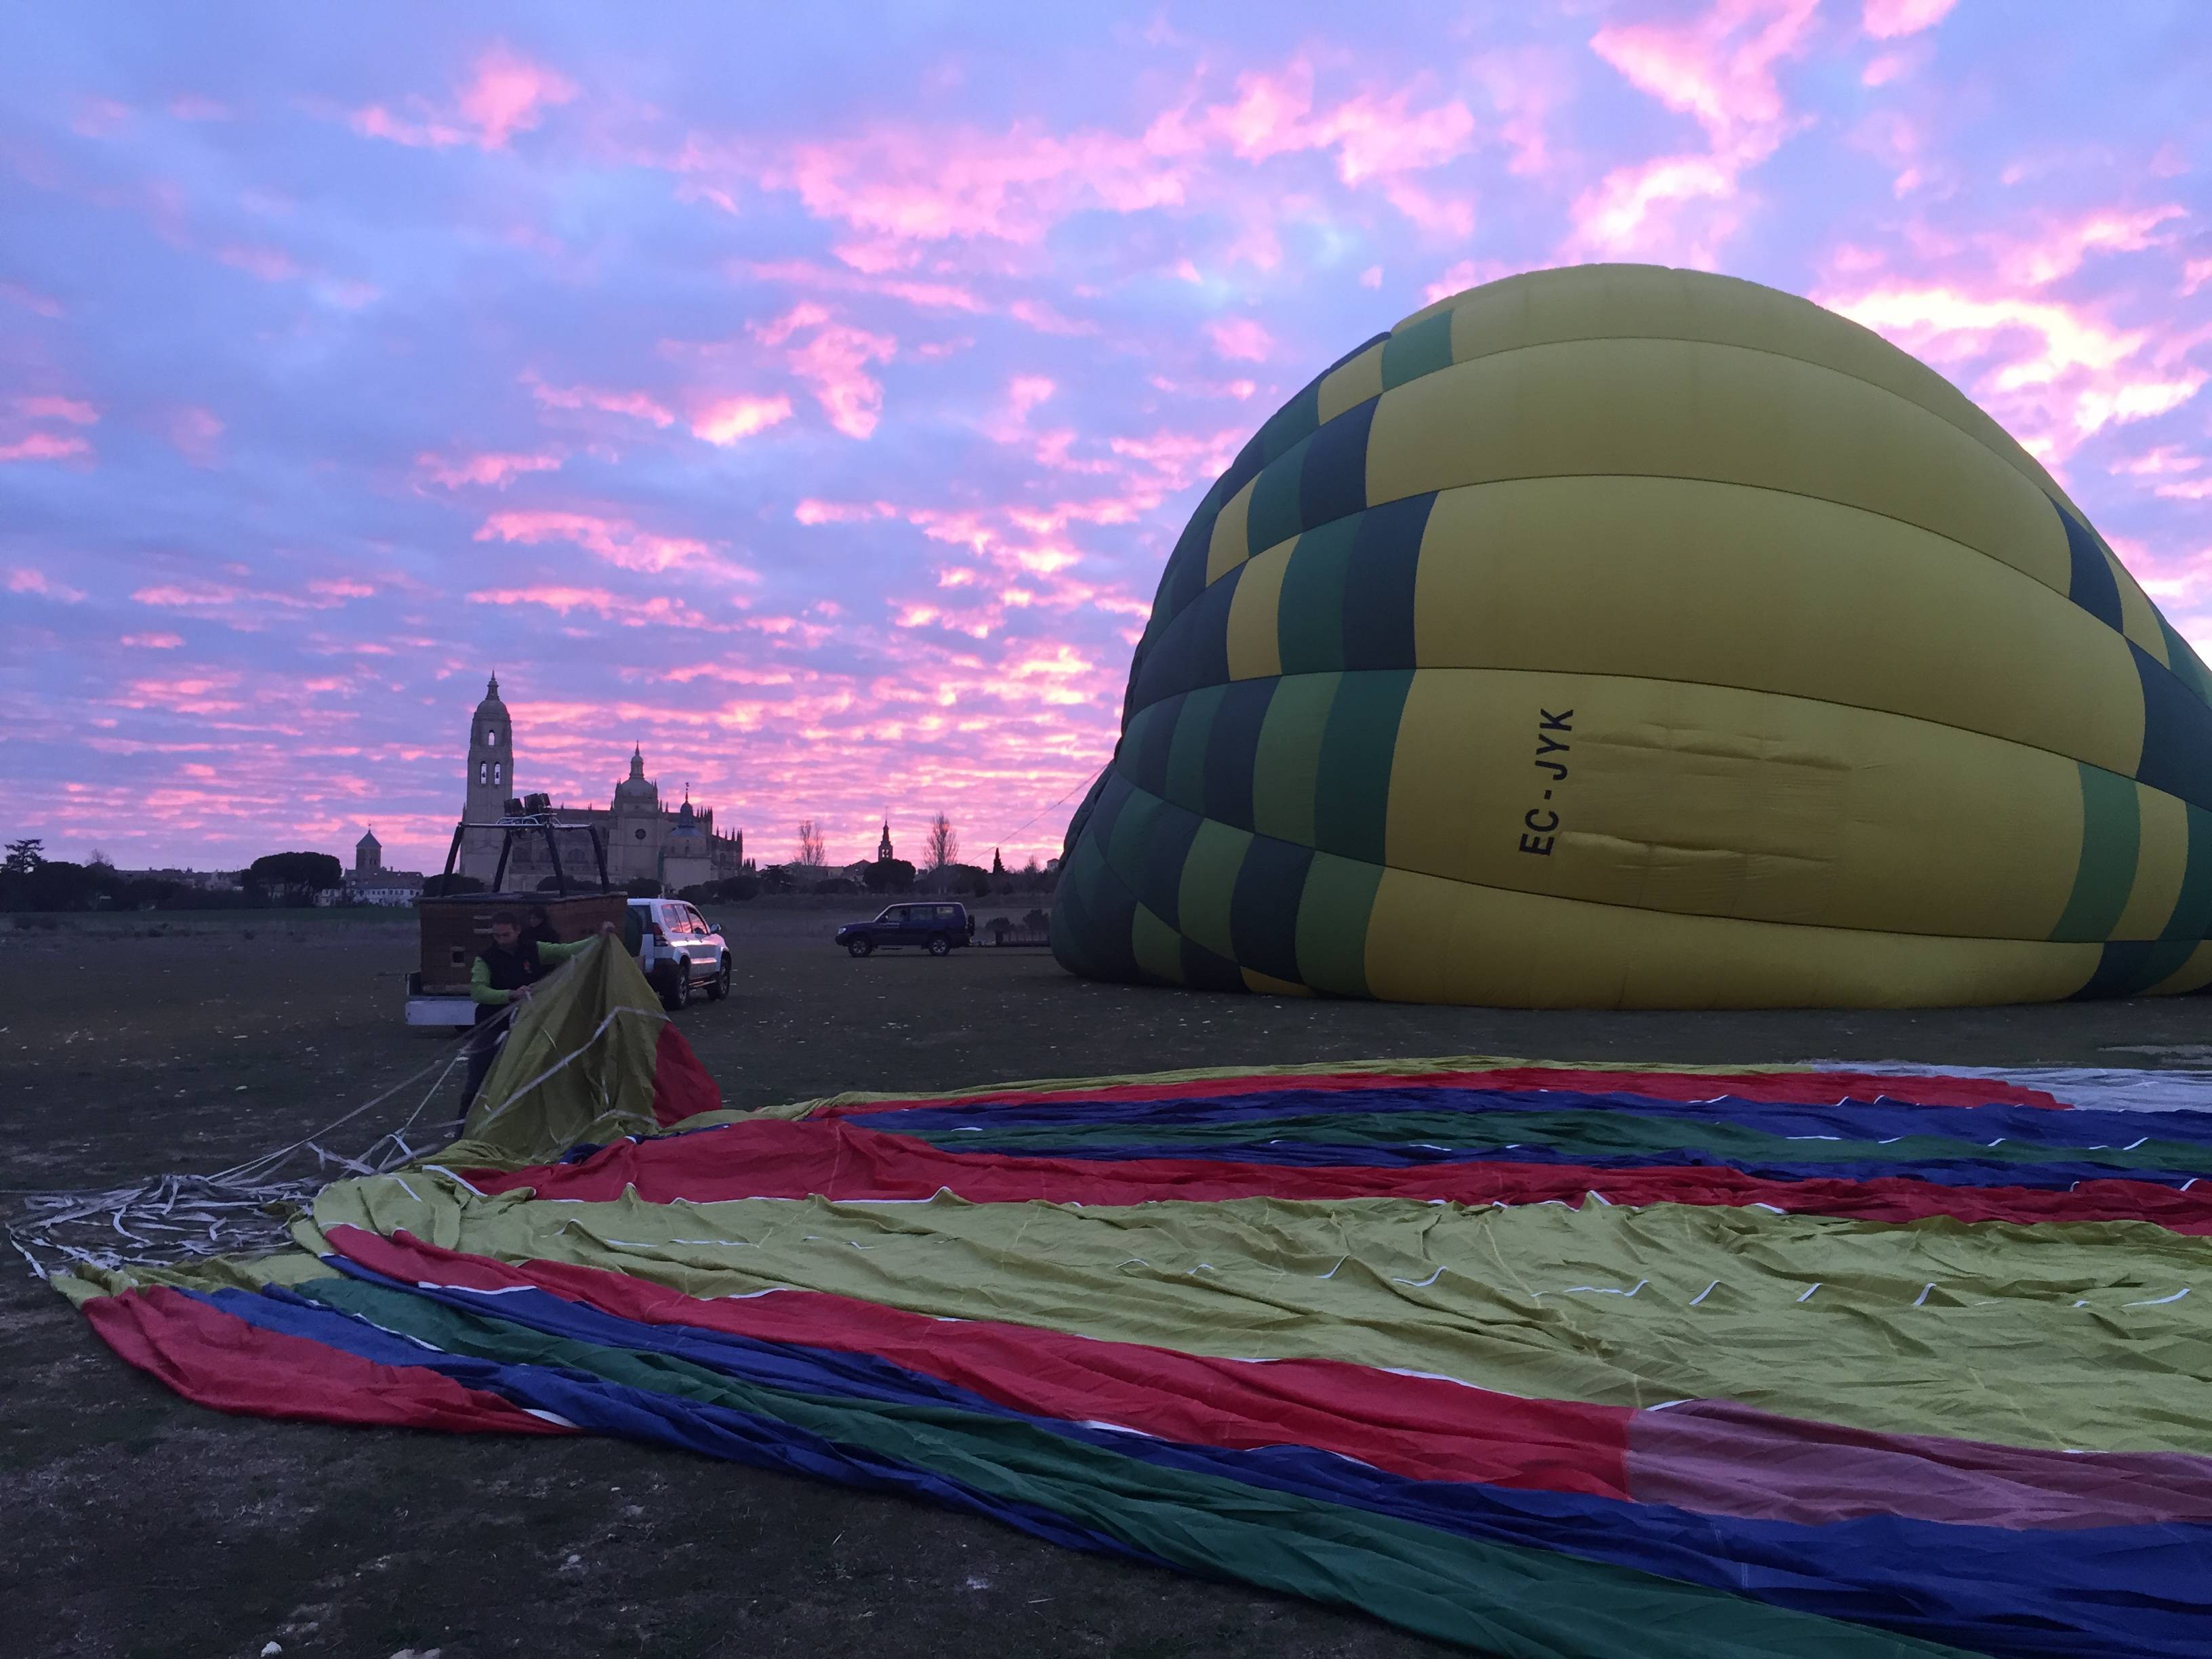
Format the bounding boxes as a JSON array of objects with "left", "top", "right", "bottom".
[{"left": 5, "top": 907, "right": 2209, "bottom": 1658}]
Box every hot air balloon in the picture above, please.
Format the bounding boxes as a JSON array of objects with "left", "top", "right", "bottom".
[{"left": 1052, "top": 263, "right": 2212, "bottom": 1007}]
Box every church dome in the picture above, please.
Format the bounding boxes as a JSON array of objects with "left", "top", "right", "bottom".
[
  {"left": 614, "top": 744, "right": 657, "bottom": 800},
  {"left": 474, "top": 673, "right": 506, "bottom": 714}
]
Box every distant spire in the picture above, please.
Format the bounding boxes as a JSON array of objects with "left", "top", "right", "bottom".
[{"left": 487, "top": 671, "right": 499, "bottom": 698}]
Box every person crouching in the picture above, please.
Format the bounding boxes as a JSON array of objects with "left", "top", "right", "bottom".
[{"left": 458, "top": 911, "right": 602, "bottom": 1118}]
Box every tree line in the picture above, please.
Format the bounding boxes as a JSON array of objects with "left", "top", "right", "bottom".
[{"left": 1, "top": 840, "right": 350, "bottom": 912}]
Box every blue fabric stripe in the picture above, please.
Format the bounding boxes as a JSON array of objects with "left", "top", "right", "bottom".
[
  {"left": 211, "top": 1275, "right": 2212, "bottom": 1659},
  {"left": 846, "top": 1085, "right": 2212, "bottom": 1151}
]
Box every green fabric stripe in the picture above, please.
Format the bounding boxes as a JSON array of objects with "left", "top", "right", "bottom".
[
  {"left": 2050, "top": 762, "right": 2139, "bottom": 942},
  {"left": 2156, "top": 616, "right": 2212, "bottom": 706},
  {"left": 1313, "top": 670, "right": 1414, "bottom": 864},
  {"left": 1246, "top": 437, "right": 1311, "bottom": 556},
  {"left": 1177, "top": 819, "right": 1252, "bottom": 961},
  {"left": 312, "top": 1172, "right": 2212, "bottom": 1452},
  {"left": 1104, "top": 790, "right": 1172, "bottom": 909},
  {"left": 2162, "top": 802, "right": 2212, "bottom": 942},
  {"left": 1380, "top": 310, "right": 1454, "bottom": 390},
  {"left": 1120, "top": 697, "right": 1179, "bottom": 797},
  {"left": 1252, "top": 674, "right": 1340, "bottom": 846},
  {"left": 1276, "top": 518, "right": 1359, "bottom": 675},
  {"left": 1164, "top": 683, "right": 1227, "bottom": 813},
  {"left": 1255, "top": 377, "right": 1322, "bottom": 466},
  {"left": 1296, "top": 851, "right": 1382, "bottom": 996},
  {"left": 899, "top": 1109, "right": 2212, "bottom": 1174},
  {"left": 296, "top": 1279, "right": 1958, "bottom": 1659}
]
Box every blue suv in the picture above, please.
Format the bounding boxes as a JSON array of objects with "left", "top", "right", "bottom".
[{"left": 837, "top": 901, "right": 975, "bottom": 958}]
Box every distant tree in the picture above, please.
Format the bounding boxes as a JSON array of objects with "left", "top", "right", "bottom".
[
  {"left": 422, "top": 873, "right": 486, "bottom": 898},
  {"left": 0, "top": 859, "right": 100, "bottom": 912},
  {"left": 863, "top": 857, "right": 916, "bottom": 894},
  {"left": 941, "top": 861, "right": 989, "bottom": 897},
  {"left": 925, "top": 813, "right": 958, "bottom": 872},
  {"left": 245, "top": 851, "right": 343, "bottom": 907},
  {"left": 624, "top": 876, "right": 664, "bottom": 899},
  {"left": 812, "top": 875, "right": 860, "bottom": 896},
  {"left": 704, "top": 873, "right": 760, "bottom": 903},
  {"left": 1021, "top": 857, "right": 1042, "bottom": 891},
  {"left": 535, "top": 876, "right": 567, "bottom": 892},
  {"left": 3, "top": 838, "right": 45, "bottom": 875},
  {"left": 795, "top": 820, "right": 827, "bottom": 869},
  {"left": 991, "top": 848, "right": 1005, "bottom": 876},
  {"left": 87, "top": 846, "right": 114, "bottom": 868}
]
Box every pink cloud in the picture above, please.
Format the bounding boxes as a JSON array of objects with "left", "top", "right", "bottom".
[
  {"left": 1205, "top": 316, "right": 1274, "bottom": 363},
  {"left": 7, "top": 567, "right": 87, "bottom": 602},
  {"left": 1424, "top": 257, "right": 1517, "bottom": 304},
  {"left": 691, "top": 393, "right": 794, "bottom": 445},
  {"left": 417, "top": 450, "right": 564, "bottom": 489},
  {"left": 0, "top": 282, "right": 64, "bottom": 319},
  {"left": 525, "top": 373, "right": 676, "bottom": 428},
  {"left": 794, "top": 498, "right": 898, "bottom": 525},
  {"left": 474, "top": 508, "right": 754, "bottom": 582},
  {"left": 16, "top": 395, "right": 98, "bottom": 424},
  {"left": 1822, "top": 281, "right": 2205, "bottom": 459},
  {"left": 752, "top": 306, "right": 899, "bottom": 438},
  {"left": 168, "top": 406, "right": 224, "bottom": 465},
  {"left": 1566, "top": 0, "right": 1820, "bottom": 265},
  {"left": 1862, "top": 0, "right": 1957, "bottom": 38},
  {"left": 72, "top": 96, "right": 132, "bottom": 138},
  {"left": 352, "top": 45, "right": 577, "bottom": 151},
  {"left": 121, "top": 632, "right": 184, "bottom": 648},
  {"left": 2114, "top": 446, "right": 2205, "bottom": 476},
  {"left": 466, "top": 586, "right": 729, "bottom": 630},
  {"left": 1991, "top": 205, "right": 2186, "bottom": 288},
  {"left": 2181, "top": 258, "right": 2212, "bottom": 298},
  {"left": 0, "top": 432, "right": 91, "bottom": 463},
  {"left": 216, "top": 243, "right": 304, "bottom": 282},
  {"left": 169, "top": 94, "right": 230, "bottom": 121}
]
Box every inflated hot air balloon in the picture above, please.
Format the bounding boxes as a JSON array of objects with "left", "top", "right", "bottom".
[{"left": 1052, "top": 263, "right": 2212, "bottom": 1008}]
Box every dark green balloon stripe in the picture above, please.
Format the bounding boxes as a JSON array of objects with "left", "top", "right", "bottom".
[
  {"left": 1381, "top": 309, "right": 1454, "bottom": 390},
  {"left": 2049, "top": 762, "right": 2138, "bottom": 943},
  {"left": 887, "top": 1108, "right": 2212, "bottom": 1174},
  {"left": 1082, "top": 769, "right": 1395, "bottom": 996},
  {"left": 2160, "top": 804, "right": 2212, "bottom": 941},
  {"left": 1315, "top": 671, "right": 1414, "bottom": 865},
  {"left": 1279, "top": 518, "right": 1360, "bottom": 675}
]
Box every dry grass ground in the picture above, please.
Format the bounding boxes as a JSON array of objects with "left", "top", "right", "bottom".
[{"left": 4, "top": 907, "right": 2208, "bottom": 1658}]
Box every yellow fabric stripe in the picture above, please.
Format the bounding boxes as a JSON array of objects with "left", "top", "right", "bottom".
[
  {"left": 1223, "top": 539, "right": 1288, "bottom": 680},
  {"left": 1383, "top": 665, "right": 2078, "bottom": 941},
  {"left": 1367, "top": 337, "right": 2075, "bottom": 598},
  {"left": 1315, "top": 342, "right": 1385, "bottom": 424},
  {"left": 2116, "top": 785, "right": 2190, "bottom": 940},
  {"left": 1176, "top": 819, "right": 1249, "bottom": 959},
  {"left": 1204, "top": 476, "right": 1255, "bottom": 583},
  {"left": 1397, "top": 263, "right": 2077, "bottom": 516},
  {"left": 1130, "top": 902, "right": 1185, "bottom": 984},
  {"left": 1240, "top": 966, "right": 1313, "bottom": 996},
  {"left": 1362, "top": 863, "right": 2097, "bottom": 1010},
  {"left": 1407, "top": 475, "right": 2145, "bottom": 779}
]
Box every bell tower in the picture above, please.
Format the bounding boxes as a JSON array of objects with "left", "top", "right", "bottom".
[
  {"left": 457, "top": 674, "right": 514, "bottom": 881},
  {"left": 466, "top": 674, "right": 514, "bottom": 821}
]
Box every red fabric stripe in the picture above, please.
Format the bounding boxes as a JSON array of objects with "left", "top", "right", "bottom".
[
  {"left": 651, "top": 1020, "right": 722, "bottom": 1126},
  {"left": 814, "top": 1066, "right": 2068, "bottom": 1119},
  {"left": 462, "top": 1115, "right": 2212, "bottom": 1231},
  {"left": 325, "top": 1225, "right": 1633, "bottom": 1497},
  {"left": 83, "top": 1285, "right": 569, "bottom": 1434}
]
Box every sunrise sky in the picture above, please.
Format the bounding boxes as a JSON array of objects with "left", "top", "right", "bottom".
[{"left": 4, "top": 1, "right": 2210, "bottom": 874}]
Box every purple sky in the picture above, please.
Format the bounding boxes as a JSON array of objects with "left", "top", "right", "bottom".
[{"left": 5, "top": 1, "right": 2211, "bottom": 876}]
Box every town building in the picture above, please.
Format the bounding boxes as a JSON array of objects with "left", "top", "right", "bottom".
[
  {"left": 451, "top": 674, "right": 745, "bottom": 892},
  {"left": 340, "top": 829, "right": 424, "bottom": 907}
]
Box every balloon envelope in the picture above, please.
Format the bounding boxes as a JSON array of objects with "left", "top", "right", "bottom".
[{"left": 1052, "top": 263, "right": 2212, "bottom": 1008}]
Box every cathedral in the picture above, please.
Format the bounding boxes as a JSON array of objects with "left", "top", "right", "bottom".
[{"left": 451, "top": 675, "right": 745, "bottom": 892}]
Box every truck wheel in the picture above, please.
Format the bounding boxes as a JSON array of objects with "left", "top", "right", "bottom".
[
  {"left": 706, "top": 955, "right": 731, "bottom": 1001},
  {"left": 659, "top": 965, "right": 690, "bottom": 1012},
  {"left": 846, "top": 937, "right": 874, "bottom": 957},
  {"left": 927, "top": 934, "right": 951, "bottom": 957}
]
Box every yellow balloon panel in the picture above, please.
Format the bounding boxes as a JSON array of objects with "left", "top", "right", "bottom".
[{"left": 1055, "top": 264, "right": 2212, "bottom": 1007}]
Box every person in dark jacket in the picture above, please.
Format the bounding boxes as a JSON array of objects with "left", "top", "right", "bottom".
[{"left": 457, "top": 912, "right": 611, "bottom": 1118}]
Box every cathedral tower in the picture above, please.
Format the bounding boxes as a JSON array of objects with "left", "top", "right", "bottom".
[{"left": 465, "top": 674, "right": 513, "bottom": 821}]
